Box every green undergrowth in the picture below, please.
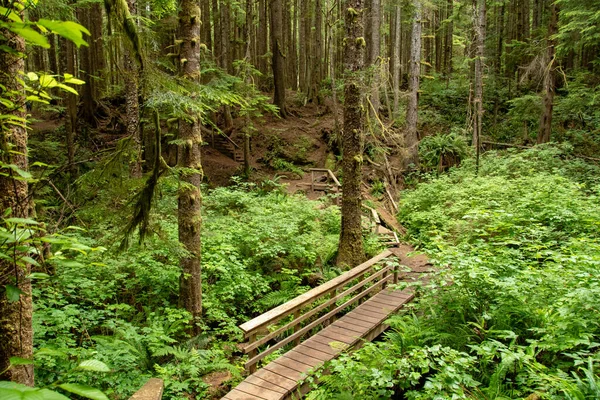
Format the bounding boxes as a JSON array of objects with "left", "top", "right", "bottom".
[
  {"left": 33, "top": 178, "right": 376, "bottom": 399},
  {"left": 307, "top": 145, "right": 600, "bottom": 399}
]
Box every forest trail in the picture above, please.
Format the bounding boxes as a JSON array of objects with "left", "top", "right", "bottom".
[{"left": 221, "top": 245, "right": 432, "bottom": 400}]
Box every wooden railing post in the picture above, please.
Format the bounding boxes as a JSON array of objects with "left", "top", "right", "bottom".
[
  {"left": 328, "top": 289, "right": 338, "bottom": 325},
  {"left": 248, "top": 333, "right": 257, "bottom": 373},
  {"left": 393, "top": 262, "right": 399, "bottom": 284},
  {"left": 293, "top": 310, "right": 301, "bottom": 346},
  {"left": 382, "top": 268, "right": 389, "bottom": 289},
  {"left": 311, "top": 170, "right": 315, "bottom": 192}
]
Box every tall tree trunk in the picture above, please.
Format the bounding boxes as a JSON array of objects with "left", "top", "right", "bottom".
[
  {"left": 270, "top": 0, "right": 287, "bottom": 117},
  {"left": 472, "top": 0, "right": 486, "bottom": 152},
  {"left": 64, "top": 39, "right": 77, "bottom": 170},
  {"left": 537, "top": 2, "right": 558, "bottom": 144},
  {"left": 444, "top": 0, "right": 453, "bottom": 77},
  {"left": 434, "top": 8, "right": 442, "bottom": 73},
  {"left": 258, "top": 0, "right": 268, "bottom": 81},
  {"left": 368, "top": 0, "right": 380, "bottom": 114},
  {"left": 0, "top": 9, "right": 34, "bottom": 386},
  {"left": 221, "top": 1, "right": 232, "bottom": 73},
  {"left": 201, "top": 0, "right": 212, "bottom": 52},
  {"left": 392, "top": 4, "right": 401, "bottom": 117},
  {"left": 125, "top": 0, "right": 141, "bottom": 177},
  {"left": 496, "top": 2, "right": 505, "bottom": 74},
  {"left": 177, "top": 0, "right": 203, "bottom": 335},
  {"left": 337, "top": 0, "right": 365, "bottom": 268},
  {"left": 291, "top": 0, "right": 298, "bottom": 90},
  {"left": 405, "top": 0, "right": 421, "bottom": 168},
  {"left": 212, "top": 0, "right": 221, "bottom": 63},
  {"left": 313, "top": 0, "right": 323, "bottom": 101},
  {"left": 299, "top": 0, "right": 307, "bottom": 92},
  {"left": 48, "top": 35, "right": 58, "bottom": 73}
]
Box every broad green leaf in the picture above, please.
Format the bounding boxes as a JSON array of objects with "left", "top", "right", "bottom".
[
  {"left": 0, "top": 6, "right": 23, "bottom": 22},
  {"left": 37, "top": 20, "right": 89, "bottom": 48},
  {"left": 21, "top": 255, "right": 41, "bottom": 266},
  {"left": 7, "top": 164, "right": 32, "bottom": 179},
  {"left": 56, "top": 83, "right": 78, "bottom": 95},
  {"left": 9, "top": 25, "right": 49, "bottom": 48},
  {"left": 26, "top": 95, "right": 50, "bottom": 105},
  {"left": 0, "top": 387, "right": 21, "bottom": 400},
  {"left": 37, "top": 389, "right": 70, "bottom": 400},
  {"left": 5, "top": 217, "right": 39, "bottom": 225},
  {"left": 77, "top": 360, "right": 110, "bottom": 372},
  {"left": 25, "top": 72, "right": 38, "bottom": 81},
  {"left": 28, "top": 272, "right": 50, "bottom": 279},
  {"left": 5, "top": 285, "right": 25, "bottom": 302},
  {"left": 65, "top": 76, "right": 85, "bottom": 85},
  {"left": 9, "top": 357, "right": 33, "bottom": 366},
  {"left": 58, "top": 384, "right": 108, "bottom": 400},
  {"left": 38, "top": 75, "right": 57, "bottom": 89}
]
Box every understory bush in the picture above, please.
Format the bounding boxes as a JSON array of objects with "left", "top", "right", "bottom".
[
  {"left": 307, "top": 146, "right": 600, "bottom": 399},
  {"left": 33, "top": 179, "right": 344, "bottom": 399}
]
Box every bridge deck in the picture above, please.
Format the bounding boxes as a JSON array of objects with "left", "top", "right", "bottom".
[{"left": 223, "top": 289, "right": 414, "bottom": 400}]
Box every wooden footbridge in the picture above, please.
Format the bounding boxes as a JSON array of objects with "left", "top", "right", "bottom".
[
  {"left": 131, "top": 169, "right": 426, "bottom": 400},
  {"left": 221, "top": 244, "right": 430, "bottom": 400}
]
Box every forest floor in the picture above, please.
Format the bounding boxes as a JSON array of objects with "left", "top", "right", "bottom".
[{"left": 203, "top": 100, "right": 338, "bottom": 191}]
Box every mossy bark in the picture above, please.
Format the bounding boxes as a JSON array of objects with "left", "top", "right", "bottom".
[
  {"left": 337, "top": 0, "right": 366, "bottom": 269},
  {"left": 178, "top": 0, "right": 203, "bottom": 335},
  {"left": 0, "top": 9, "right": 34, "bottom": 386}
]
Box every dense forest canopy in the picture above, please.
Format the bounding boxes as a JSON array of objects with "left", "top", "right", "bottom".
[{"left": 1, "top": 0, "right": 599, "bottom": 398}]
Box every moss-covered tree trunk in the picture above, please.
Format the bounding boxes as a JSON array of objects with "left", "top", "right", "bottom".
[
  {"left": 337, "top": 0, "right": 366, "bottom": 269},
  {"left": 537, "top": 2, "right": 558, "bottom": 144},
  {"left": 178, "top": 0, "right": 202, "bottom": 335},
  {"left": 0, "top": 9, "right": 34, "bottom": 386},
  {"left": 472, "top": 0, "right": 485, "bottom": 150},
  {"left": 125, "top": 0, "right": 142, "bottom": 177}
]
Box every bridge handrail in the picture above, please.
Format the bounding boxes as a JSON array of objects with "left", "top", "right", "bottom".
[{"left": 239, "top": 249, "right": 398, "bottom": 372}]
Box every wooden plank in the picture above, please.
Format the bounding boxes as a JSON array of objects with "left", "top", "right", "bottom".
[
  {"left": 359, "top": 303, "right": 395, "bottom": 315},
  {"left": 317, "top": 327, "right": 360, "bottom": 344},
  {"left": 253, "top": 369, "right": 297, "bottom": 392},
  {"left": 225, "top": 388, "right": 264, "bottom": 400},
  {"left": 293, "top": 345, "right": 333, "bottom": 362},
  {"left": 244, "top": 375, "right": 287, "bottom": 394},
  {"left": 345, "top": 310, "right": 384, "bottom": 324},
  {"left": 335, "top": 315, "right": 374, "bottom": 329},
  {"left": 323, "top": 321, "right": 367, "bottom": 336},
  {"left": 129, "top": 378, "right": 164, "bottom": 400},
  {"left": 284, "top": 349, "right": 324, "bottom": 368},
  {"left": 271, "top": 356, "right": 313, "bottom": 374},
  {"left": 309, "top": 334, "right": 351, "bottom": 351},
  {"left": 301, "top": 339, "right": 340, "bottom": 355},
  {"left": 330, "top": 319, "right": 370, "bottom": 335},
  {"left": 364, "top": 297, "right": 398, "bottom": 309},
  {"left": 263, "top": 362, "right": 306, "bottom": 382},
  {"left": 352, "top": 305, "right": 388, "bottom": 318},
  {"left": 239, "top": 250, "right": 392, "bottom": 335},
  {"left": 235, "top": 382, "right": 283, "bottom": 400}
]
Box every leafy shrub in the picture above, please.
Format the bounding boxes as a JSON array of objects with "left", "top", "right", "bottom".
[
  {"left": 418, "top": 129, "right": 470, "bottom": 172},
  {"left": 309, "top": 146, "right": 600, "bottom": 399},
  {"left": 33, "top": 179, "right": 344, "bottom": 398}
]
